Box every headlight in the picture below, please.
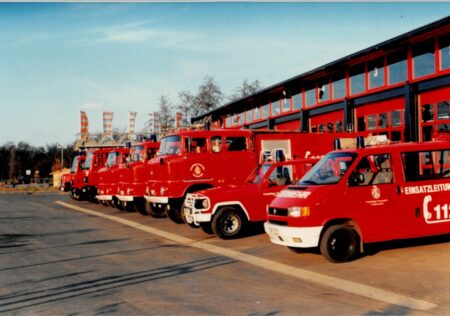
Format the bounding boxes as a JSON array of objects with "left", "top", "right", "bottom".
[
  {"left": 288, "top": 206, "right": 310, "bottom": 217},
  {"left": 194, "top": 198, "right": 209, "bottom": 209},
  {"left": 160, "top": 187, "right": 167, "bottom": 195}
]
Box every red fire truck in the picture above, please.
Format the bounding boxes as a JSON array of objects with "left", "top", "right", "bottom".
[
  {"left": 96, "top": 147, "right": 130, "bottom": 209},
  {"left": 115, "top": 141, "right": 160, "bottom": 215},
  {"left": 71, "top": 148, "right": 110, "bottom": 202},
  {"left": 63, "top": 153, "right": 86, "bottom": 199},
  {"left": 265, "top": 137, "right": 450, "bottom": 263},
  {"left": 144, "top": 129, "right": 344, "bottom": 223},
  {"left": 184, "top": 158, "right": 317, "bottom": 239}
]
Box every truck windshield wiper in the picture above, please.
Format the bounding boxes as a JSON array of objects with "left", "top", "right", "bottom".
[{"left": 300, "top": 180, "right": 317, "bottom": 185}]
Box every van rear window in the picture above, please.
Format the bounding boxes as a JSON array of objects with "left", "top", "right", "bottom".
[{"left": 402, "top": 150, "right": 450, "bottom": 181}]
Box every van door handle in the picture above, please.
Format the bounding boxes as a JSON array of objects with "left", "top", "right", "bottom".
[{"left": 396, "top": 185, "right": 401, "bottom": 195}]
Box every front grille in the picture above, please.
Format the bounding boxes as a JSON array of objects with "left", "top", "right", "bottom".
[
  {"left": 268, "top": 207, "right": 288, "bottom": 216},
  {"left": 268, "top": 219, "right": 287, "bottom": 226}
]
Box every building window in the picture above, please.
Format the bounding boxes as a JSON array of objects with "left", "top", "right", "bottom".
[
  {"left": 271, "top": 98, "right": 280, "bottom": 116},
  {"left": 254, "top": 107, "right": 261, "bottom": 120},
  {"left": 368, "top": 58, "right": 385, "bottom": 89},
  {"left": 413, "top": 40, "right": 436, "bottom": 78},
  {"left": 391, "top": 110, "right": 402, "bottom": 127},
  {"left": 225, "top": 115, "right": 232, "bottom": 127},
  {"left": 388, "top": 51, "right": 407, "bottom": 85},
  {"left": 305, "top": 85, "right": 316, "bottom": 107},
  {"left": 350, "top": 64, "right": 365, "bottom": 95},
  {"left": 292, "top": 92, "right": 302, "bottom": 110},
  {"left": 261, "top": 103, "right": 269, "bottom": 119},
  {"left": 332, "top": 75, "right": 346, "bottom": 99},
  {"left": 367, "top": 114, "right": 377, "bottom": 130},
  {"left": 246, "top": 109, "right": 253, "bottom": 123},
  {"left": 378, "top": 112, "right": 388, "bottom": 128},
  {"left": 282, "top": 97, "right": 291, "bottom": 112},
  {"left": 438, "top": 101, "right": 450, "bottom": 120},
  {"left": 318, "top": 78, "right": 330, "bottom": 102},
  {"left": 439, "top": 35, "right": 450, "bottom": 70}
]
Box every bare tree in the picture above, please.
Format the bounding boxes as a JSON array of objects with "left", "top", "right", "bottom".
[
  {"left": 177, "top": 90, "right": 195, "bottom": 126},
  {"left": 158, "top": 95, "right": 175, "bottom": 131},
  {"left": 228, "top": 79, "right": 262, "bottom": 102},
  {"left": 193, "top": 76, "right": 223, "bottom": 116}
]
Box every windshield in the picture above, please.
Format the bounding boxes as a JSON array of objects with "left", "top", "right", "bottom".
[
  {"left": 158, "top": 135, "right": 181, "bottom": 156},
  {"left": 299, "top": 152, "right": 357, "bottom": 185},
  {"left": 247, "top": 164, "right": 272, "bottom": 184},
  {"left": 131, "top": 145, "right": 145, "bottom": 162},
  {"left": 106, "top": 152, "right": 117, "bottom": 167},
  {"left": 83, "top": 152, "right": 94, "bottom": 170},
  {"left": 70, "top": 156, "right": 79, "bottom": 173}
]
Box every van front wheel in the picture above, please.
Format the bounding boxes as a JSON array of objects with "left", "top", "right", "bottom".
[{"left": 320, "top": 225, "right": 359, "bottom": 263}]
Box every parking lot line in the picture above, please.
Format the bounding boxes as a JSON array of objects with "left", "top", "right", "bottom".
[{"left": 55, "top": 201, "right": 437, "bottom": 311}]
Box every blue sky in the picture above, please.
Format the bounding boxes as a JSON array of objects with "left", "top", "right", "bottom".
[{"left": 0, "top": 3, "right": 449, "bottom": 146}]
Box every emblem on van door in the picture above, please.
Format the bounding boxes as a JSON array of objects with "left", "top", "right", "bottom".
[
  {"left": 190, "top": 163, "right": 205, "bottom": 178},
  {"left": 371, "top": 185, "right": 381, "bottom": 199}
]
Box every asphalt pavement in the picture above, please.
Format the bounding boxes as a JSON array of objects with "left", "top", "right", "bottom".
[{"left": 0, "top": 193, "right": 449, "bottom": 315}]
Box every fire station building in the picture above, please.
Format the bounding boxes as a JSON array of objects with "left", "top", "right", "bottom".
[{"left": 192, "top": 16, "right": 450, "bottom": 143}]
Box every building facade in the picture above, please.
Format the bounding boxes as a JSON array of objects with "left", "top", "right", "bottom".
[{"left": 193, "top": 17, "right": 450, "bottom": 143}]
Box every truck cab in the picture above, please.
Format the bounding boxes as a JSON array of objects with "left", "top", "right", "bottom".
[
  {"left": 265, "top": 138, "right": 450, "bottom": 263},
  {"left": 184, "top": 158, "right": 317, "bottom": 239},
  {"left": 96, "top": 147, "right": 130, "bottom": 209},
  {"left": 71, "top": 148, "right": 109, "bottom": 201},
  {"left": 115, "top": 141, "right": 160, "bottom": 215},
  {"left": 64, "top": 153, "right": 86, "bottom": 198}
]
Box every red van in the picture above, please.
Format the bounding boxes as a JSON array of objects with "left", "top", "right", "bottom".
[{"left": 265, "top": 138, "right": 450, "bottom": 262}]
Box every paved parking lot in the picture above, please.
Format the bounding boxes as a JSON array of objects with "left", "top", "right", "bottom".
[{"left": 0, "top": 193, "right": 449, "bottom": 315}]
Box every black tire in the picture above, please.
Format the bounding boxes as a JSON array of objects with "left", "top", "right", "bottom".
[
  {"left": 199, "top": 222, "right": 214, "bottom": 235},
  {"left": 181, "top": 202, "right": 199, "bottom": 228},
  {"left": 133, "top": 199, "right": 148, "bottom": 216},
  {"left": 145, "top": 201, "right": 167, "bottom": 218},
  {"left": 320, "top": 224, "right": 360, "bottom": 263},
  {"left": 108, "top": 200, "right": 115, "bottom": 208},
  {"left": 69, "top": 190, "right": 80, "bottom": 201},
  {"left": 166, "top": 202, "right": 184, "bottom": 224},
  {"left": 122, "top": 201, "right": 135, "bottom": 212},
  {"left": 212, "top": 207, "right": 247, "bottom": 239},
  {"left": 113, "top": 198, "right": 124, "bottom": 211}
]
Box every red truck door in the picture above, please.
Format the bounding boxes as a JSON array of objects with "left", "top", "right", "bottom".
[
  {"left": 400, "top": 148, "right": 450, "bottom": 238},
  {"left": 222, "top": 135, "right": 257, "bottom": 184},
  {"left": 345, "top": 153, "right": 401, "bottom": 242}
]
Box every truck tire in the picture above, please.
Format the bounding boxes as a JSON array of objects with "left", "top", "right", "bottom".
[
  {"left": 319, "top": 225, "right": 360, "bottom": 263},
  {"left": 145, "top": 201, "right": 167, "bottom": 218},
  {"left": 122, "top": 201, "right": 135, "bottom": 212},
  {"left": 113, "top": 198, "right": 124, "bottom": 211},
  {"left": 166, "top": 202, "right": 184, "bottom": 224},
  {"left": 199, "top": 222, "right": 214, "bottom": 235},
  {"left": 133, "top": 199, "right": 148, "bottom": 215},
  {"left": 69, "top": 190, "right": 80, "bottom": 201},
  {"left": 212, "top": 207, "right": 247, "bottom": 239},
  {"left": 181, "top": 203, "right": 199, "bottom": 228}
]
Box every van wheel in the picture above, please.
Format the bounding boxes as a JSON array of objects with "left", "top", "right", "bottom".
[
  {"left": 199, "top": 222, "right": 214, "bottom": 235},
  {"left": 145, "top": 202, "right": 167, "bottom": 218},
  {"left": 212, "top": 207, "right": 246, "bottom": 239},
  {"left": 181, "top": 203, "right": 199, "bottom": 228},
  {"left": 166, "top": 202, "right": 184, "bottom": 224},
  {"left": 320, "top": 225, "right": 359, "bottom": 263}
]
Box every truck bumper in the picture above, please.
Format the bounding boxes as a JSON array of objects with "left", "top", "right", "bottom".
[
  {"left": 264, "top": 222, "right": 322, "bottom": 248},
  {"left": 116, "top": 195, "right": 134, "bottom": 202},
  {"left": 96, "top": 195, "right": 113, "bottom": 201},
  {"left": 144, "top": 196, "right": 169, "bottom": 204},
  {"left": 192, "top": 212, "right": 212, "bottom": 223}
]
